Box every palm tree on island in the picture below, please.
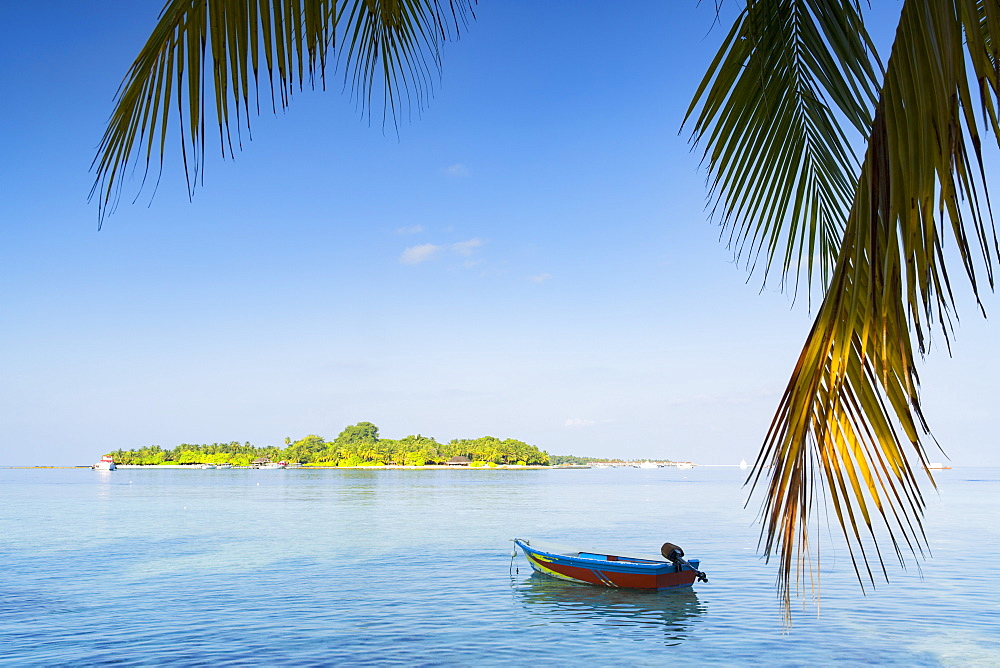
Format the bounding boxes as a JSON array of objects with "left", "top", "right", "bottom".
[{"left": 91, "top": 0, "right": 1000, "bottom": 611}]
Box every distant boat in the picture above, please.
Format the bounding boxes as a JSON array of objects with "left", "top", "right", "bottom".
[
  {"left": 926, "top": 463, "right": 952, "bottom": 470},
  {"left": 217, "top": 463, "right": 232, "bottom": 469},
  {"left": 639, "top": 461, "right": 659, "bottom": 469},
  {"left": 512, "top": 538, "right": 707, "bottom": 591},
  {"left": 200, "top": 463, "right": 216, "bottom": 469},
  {"left": 739, "top": 459, "right": 748, "bottom": 470},
  {"left": 92, "top": 455, "right": 116, "bottom": 471},
  {"left": 252, "top": 457, "right": 286, "bottom": 469}
]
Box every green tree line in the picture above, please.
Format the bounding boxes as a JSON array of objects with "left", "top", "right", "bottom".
[
  {"left": 108, "top": 422, "right": 549, "bottom": 467},
  {"left": 547, "top": 455, "right": 653, "bottom": 466}
]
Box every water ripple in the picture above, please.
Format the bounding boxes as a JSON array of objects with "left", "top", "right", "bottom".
[{"left": 1, "top": 467, "right": 998, "bottom": 665}]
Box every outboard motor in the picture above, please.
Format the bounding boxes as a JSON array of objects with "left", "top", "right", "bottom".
[
  {"left": 660, "top": 542, "right": 685, "bottom": 564},
  {"left": 660, "top": 542, "right": 708, "bottom": 583}
]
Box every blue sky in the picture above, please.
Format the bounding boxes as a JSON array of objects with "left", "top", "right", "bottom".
[{"left": 2, "top": 1, "right": 997, "bottom": 466}]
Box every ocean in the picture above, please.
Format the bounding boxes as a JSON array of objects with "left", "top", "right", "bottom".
[{"left": 1, "top": 465, "right": 997, "bottom": 665}]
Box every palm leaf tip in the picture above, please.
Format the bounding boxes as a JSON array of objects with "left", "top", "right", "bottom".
[
  {"left": 90, "top": 0, "right": 476, "bottom": 225},
  {"left": 684, "top": 0, "right": 881, "bottom": 303}
]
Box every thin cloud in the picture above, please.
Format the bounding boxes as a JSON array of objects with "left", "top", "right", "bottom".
[
  {"left": 399, "top": 238, "right": 484, "bottom": 267},
  {"left": 451, "top": 239, "right": 484, "bottom": 256},
  {"left": 528, "top": 273, "right": 552, "bottom": 284},
  {"left": 444, "top": 163, "right": 469, "bottom": 177},
  {"left": 400, "top": 243, "right": 442, "bottom": 265},
  {"left": 395, "top": 224, "right": 425, "bottom": 235}
]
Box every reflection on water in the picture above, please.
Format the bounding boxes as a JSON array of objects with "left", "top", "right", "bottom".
[
  {"left": 512, "top": 573, "right": 704, "bottom": 646},
  {"left": 94, "top": 469, "right": 114, "bottom": 500}
]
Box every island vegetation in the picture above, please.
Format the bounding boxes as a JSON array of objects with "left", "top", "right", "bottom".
[
  {"left": 108, "top": 422, "right": 550, "bottom": 467},
  {"left": 546, "top": 455, "right": 672, "bottom": 466}
]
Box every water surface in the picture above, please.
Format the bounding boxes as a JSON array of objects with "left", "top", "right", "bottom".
[{"left": 2, "top": 466, "right": 997, "bottom": 665}]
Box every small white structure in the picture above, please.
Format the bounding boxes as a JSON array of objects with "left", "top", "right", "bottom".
[
  {"left": 92, "top": 455, "right": 116, "bottom": 471},
  {"left": 252, "top": 457, "right": 286, "bottom": 469}
]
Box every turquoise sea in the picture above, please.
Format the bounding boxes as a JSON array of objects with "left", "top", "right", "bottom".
[{"left": 1, "top": 466, "right": 997, "bottom": 665}]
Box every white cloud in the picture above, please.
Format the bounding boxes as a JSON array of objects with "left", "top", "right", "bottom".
[
  {"left": 395, "top": 224, "right": 424, "bottom": 235},
  {"left": 564, "top": 418, "right": 597, "bottom": 428},
  {"left": 528, "top": 273, "right": 552, "bottom": 283},
  {"left": 399, "top": 243, "right": 442, "bottom": 265},
  {"left": 398, "top": 238, "right": 484, "bottom": 267},
  {"left": 444, "top": 163, "right": 469, "bottom": 177},
  {"left": 451, "top": 238, "right": 484, "bottom": 256}
]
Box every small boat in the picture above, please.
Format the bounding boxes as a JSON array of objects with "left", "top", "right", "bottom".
[
  {"left": 200, "top": 463, "right": 216, "bottom": 469},
  {"left": 252, "top": 457, "right": 287, "bottom": 469},
  {"left": 92, "top": 455, "right": 116, "bottom": 471},
  {"left": 926, "top": 463, "right": 952, "bottom": 470},
  {"left": 512, "top": 538, "right": 707, "bottom": 591}
]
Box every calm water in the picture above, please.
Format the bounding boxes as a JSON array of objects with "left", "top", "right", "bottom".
[{"left": 1, "top": 466, "right": 997, "bottom": 665}]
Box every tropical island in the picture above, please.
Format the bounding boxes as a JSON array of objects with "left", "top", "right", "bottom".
[
  {"left": 107, "top": 422, "right": 551, "bottom": 467},
  {"left": 548, "top": 455, "right": 639, "bottom": 466}
]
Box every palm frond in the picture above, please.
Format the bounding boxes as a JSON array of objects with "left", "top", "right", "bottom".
[
  {"left": 685, "top": 0, "right": 881, "bottom": 301},
  {"left": 90, "top": 0, "right": 475, "bottom": 225},
  {"left": 749, "top": 0, "right": 1000, "bottom": 614}
]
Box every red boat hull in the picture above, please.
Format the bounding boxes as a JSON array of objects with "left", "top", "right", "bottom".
[{"left": 515, "top": 539, "right": 701, "bottom": 590}]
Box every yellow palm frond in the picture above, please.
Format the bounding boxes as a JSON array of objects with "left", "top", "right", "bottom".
[
  {"left": 90, "top": 0, "right": 475, "bottom": 225},
  {"left": 695, "top": 0, "right": 1000, "bottom": 614}
]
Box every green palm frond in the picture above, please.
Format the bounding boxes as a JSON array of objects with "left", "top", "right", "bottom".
[
  {"left": 90, "top": 0, "right": 475, "bottom": 225},
  {"left": 724, "top": 0, "right": 1000, "bottom": 613},
  {"left": 686, "top": 0, "right": 881, "bottom": 301}
]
